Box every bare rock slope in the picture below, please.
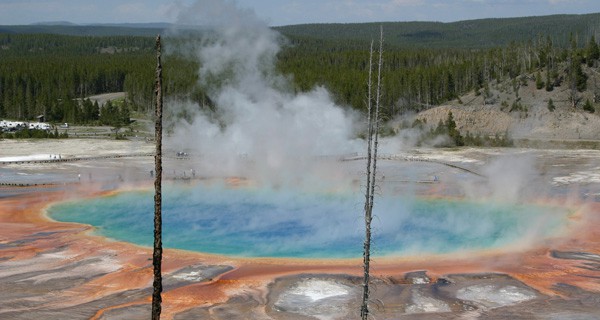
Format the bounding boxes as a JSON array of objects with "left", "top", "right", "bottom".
[{"left": 416, "top": 69, "right": 600, "bottom": 141}]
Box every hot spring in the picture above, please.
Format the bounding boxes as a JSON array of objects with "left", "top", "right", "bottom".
[{"left": 48, "top": 184, "right": 568, "bottom": 258}]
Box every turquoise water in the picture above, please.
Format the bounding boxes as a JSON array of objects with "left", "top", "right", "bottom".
[{"left": 48, "top": 184, "right": 567, "bottom": 258}]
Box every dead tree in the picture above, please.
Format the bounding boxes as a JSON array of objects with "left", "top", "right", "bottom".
[
  {"left": 152, "top": 34, "right": 164, "bottom": 320},
  {"left": 361, "top": 26, "right": 383, "bottom": 320},
  {"left": 361, "top": 39, "right": 375, "bottom": 320}
]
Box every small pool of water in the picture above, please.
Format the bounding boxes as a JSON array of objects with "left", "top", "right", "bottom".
[{"left": 48, "top": 184, "right": 568, "bottom": 258}]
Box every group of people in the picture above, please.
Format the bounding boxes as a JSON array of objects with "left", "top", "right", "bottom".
[{"left": 150, "top": 169, "right": 196, "bottom": 179}]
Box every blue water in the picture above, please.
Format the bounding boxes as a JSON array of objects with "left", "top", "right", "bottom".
[{"left": 48, "top": 184, "right": 567, "bottom": 258}]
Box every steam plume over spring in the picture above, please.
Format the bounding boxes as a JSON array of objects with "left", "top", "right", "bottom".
[{"left": 166, "top": 0, "right": 361, "bottom": 188}]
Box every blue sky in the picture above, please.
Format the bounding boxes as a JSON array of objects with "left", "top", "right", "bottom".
[{"left": 0, "top": 0, "right": 598, "bottom": 26}]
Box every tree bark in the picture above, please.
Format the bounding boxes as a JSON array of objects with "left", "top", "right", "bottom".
[{"left": 151, "top": 34, "right": 163, "bottom": 320}]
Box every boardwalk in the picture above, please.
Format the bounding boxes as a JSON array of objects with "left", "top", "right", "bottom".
[
  {"left": 0, "top": 153, "right": 153, "bottom": 165},
  {"left": 0, "top": 151, "right": 485, "bottom": 187},
  {"left": 341, "top": 153, "right": 484, "bottom": 177}
]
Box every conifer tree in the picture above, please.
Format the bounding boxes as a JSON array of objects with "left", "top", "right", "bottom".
[
  {"left": 586, "top": 35, "right": 599, "bottom": 66},
  {"left": 535, "top": 71, "right": 544, "bottom": 89}
]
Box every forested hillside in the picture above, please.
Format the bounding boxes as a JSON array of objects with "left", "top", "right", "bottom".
[
  {"left": 0, "top": 13, "right": 599, "bottom": 129},
  {"left": 275, "top": 13, "right": 600, "bottom": 48},
  {"left": 279, "top": 32, "right": 599, "bottom": 118},
  {"left": 0, "top": 34, "right": 199, "bottom": 124}
]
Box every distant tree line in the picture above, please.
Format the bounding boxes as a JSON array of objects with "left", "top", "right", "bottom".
[
  {"left": 0, "top": 30, "right": 598, "bottom": 127},
  {"left": 274, "top": 13, "right": 600, "bottom": 49},
  {"left": 0, "top": 33, "right": 199, "bottom": 124}
]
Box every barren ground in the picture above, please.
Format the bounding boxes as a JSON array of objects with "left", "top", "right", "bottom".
[{"left": 0, "top": 139, "right": 599, "bottom": 319}]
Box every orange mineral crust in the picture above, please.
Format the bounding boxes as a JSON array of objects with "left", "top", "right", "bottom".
[{"left": 0, "top": 185, "right": 599, "bottom": 319}]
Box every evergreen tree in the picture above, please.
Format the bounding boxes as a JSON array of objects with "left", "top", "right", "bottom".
[
  {"left": 583, "top": 99, "right": 595, "bottom": 113},
  {"left": 547, "top": 98, "right": 555, "bottom": 111},
  {"left": 92, "top": 101, "right": 100, "bottom": 121},
  {"left": 81, "top": 98, "right": 94, "bottom": 123},
  {"left": 586, "top": 35, "right": 599, "bottom": 66},
  {"left": 535, "top": 70, "right": 544, "bottom": 89},
  {"left": 120, "top": 101, "right": 131, "bottom": 126},
  {"left": 567, "top": 39, "right": 587, "bottom": 108},
  {"left": 574, "top": 62, "right": 588, "bottom": 92},
  {"left": 545, "top": 69, "right": 554, "bottom": 91},
  {"left": 446, "top": 111, "right": 464, "bottom": 146}
]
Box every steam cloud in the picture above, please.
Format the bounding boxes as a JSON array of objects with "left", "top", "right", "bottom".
[{"left": 165, "top": 0, "right": 361, "bottom": 188}]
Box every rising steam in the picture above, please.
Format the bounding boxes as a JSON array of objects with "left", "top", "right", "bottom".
[{"left": 164, "top": 0, "right": 361, "bottom": 188}]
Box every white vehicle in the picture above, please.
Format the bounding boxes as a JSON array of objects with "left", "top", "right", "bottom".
[
  {"left": 5, "top": 121, "right": 25, "bottom": 131},
  {"left": 28, "top": 122, "right": 51, "bottom": 130}
]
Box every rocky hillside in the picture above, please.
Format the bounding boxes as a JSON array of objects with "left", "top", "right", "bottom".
[{"left": 415, "top": 64, "right": 600, "bottom": 141}]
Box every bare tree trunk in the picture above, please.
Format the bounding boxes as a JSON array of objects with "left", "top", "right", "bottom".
[
  {"left": 371, "top": 28, "right": 384, "bottom": 214},
  {"left": 361, "top": 39, "right": 375, "bottom": 320},
  {"left": 151, "top": 35, "right": 163, "bottom": 320},
  {"left": 361, "top": 26, "right": 383, "bottom": 320}
]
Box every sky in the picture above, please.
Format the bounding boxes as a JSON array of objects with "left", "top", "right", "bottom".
[{"left": 0, "top": 0, "right": 598, "bottom": 26}]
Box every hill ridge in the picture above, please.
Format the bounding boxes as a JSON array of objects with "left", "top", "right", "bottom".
[{"left": 1, "top": 12, "right": 599, "bottom": 48}]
